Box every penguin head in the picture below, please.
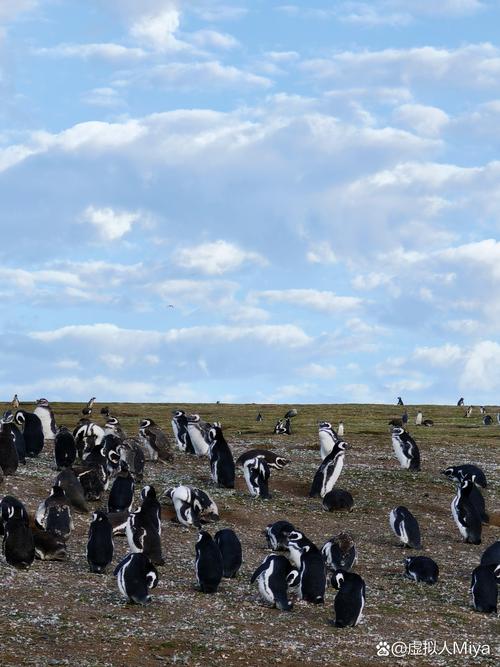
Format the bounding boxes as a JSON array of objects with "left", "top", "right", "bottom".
[
  {"left": 494, "top": 565, "right": 500, "bottom": 581},
  {"left": 2, "top": 411, "right": 14, "bottom": 424},
  {"left": 14, "top": 411, "right": 25, "bottom": 426},
  {"left": 286, "top": 569, "right": 300, "bottom": 587},
  {"left": 391, "top": 426, "right": 405, "bottom": 437},
  {"left": 275, "top": 456, "right": 290, "bottom": 469},
  {"left": 196, "top": 530, "right": 212, "bottom": 544},
  {"left": 318, "top": 421, "right": 332, "bottom": 430},
  {"left": 139, "top": 418, "right": 152, "bottom": 429},
  {"left": 146, "top": 567, "right": 159, "bottom": 589},
  {"left": 331, "top": 571, "right": 345, "bottom": 590},
  {"left": 92, "top": 510, "right": 108, "bottom": 522},
  {"left": 187, "top": 414, "right": 201, "bottom": 423},
  {"left": 106, "top": 416, "right": 119, "bottom": 426},
  {"left": 141, "top": 485, "right": 156, "bottom": 501},
  {"left": 36, "top": 398, "right": 50, "bottom": 406},
  {"left": 172, "top": 409, "right": 185, "bottom": 418},
  {"left": 50, "top": 485, "right": 66, "bottom": 499}
]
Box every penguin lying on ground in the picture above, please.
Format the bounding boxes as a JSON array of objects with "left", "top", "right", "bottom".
[
  {"left": 404, "top": 556, "right": 439, "bottom": 584},
  {"left": 322, "top": 533, "right": 357, "bottom": 572}
]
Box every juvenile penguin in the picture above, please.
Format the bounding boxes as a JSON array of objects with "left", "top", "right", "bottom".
[
  {"left": 0, "top": 419, "right": 19, "bottom": 475},
  {"left": 330, "top": 570, "right": 366, "bottom": 627},
  {"left": 322, "top": 533, "right": 357, "bottom": 572},
  {"left": 126, "top": 485, "right": 164, "bottom": 565},
  {"left": 309, "top": 441, "right": 348, "bottom": 498},
  {"left": 391, "top": 427, "right": 421, "bottom": 471},
  {"left": 236, "top": 449, "right": 290, "bottom": 470},
  {"left": 451, "top": 479, "right": 482, "bottom": 544},
  {"left": 318, "top": 422, "right": 339, "bottom": 460},
  {"left": 87, "top": 510, "right": 114, "bottom": 573},
  {"left": 139, "top": 418, "right": 173, "bottom": 462},
  {"left": 108, "top": 461, "right": 135, "bottom": 513},
  {"left": 34, "top": 398, "right": 57, "bottom": 440},
  {"left": 208, "top": 422, "right": 235, "bottom": 489},
  {"left": 243, "top": 456, "right": 270, "bottom": 499},
  {"left": 265, "top": 521, "right": 295, "bottom": 551},
  {"left": 322, "top": 489, "right": 354, "bottom": 512},
  {"left": 404, "top": 556, "right": 439, "bottom": 584},
  {"left": 15, "top": 410, "right": 44, "bottom": 457},
  {"left": 195, "top": 530, "right": 223, "bottom": 593},
  {"left": 186, "top": 414, "right": 211, "bottom": 457},
  {"left": 250, "top": 554, "right": 298, "bottom": 611},
  {"left": 171, "top": 410, "right": 194, "bottom": 453},
  {"left": 214, "top": 528, "right": 242, "bottom": 578},
  {"left": 286, "top": 531, "right": 326, "bottom": 603},
  {"left": 55, "top": 468, "right": 89, "bottom": 513},
  {"left": 35, "top": 486, "right": 73, "bottom": 540},
  {"left": 114, "top": 553, "right": 158, "bottom": 605},
  {"left": 470, "top": 564, "right": 499, "bottom": 613},
  {"left": 389, "top": 506, "right": 422, "bottom": 549},
  {"left": 54, "top": 426, "right": 77, "bottom": 469}
]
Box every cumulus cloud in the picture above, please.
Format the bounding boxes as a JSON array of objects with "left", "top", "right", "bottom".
[
  {"left": 254, "top": 289, "right": 363, "bottom": 314},
  {"left": 393, "top": 104, "right": 450, "bottom": 137},
  {"left": 175, "top": 240, "right": 267, "bottom": 275},
  {"left": 81, "top": 206, "right": 141, "bottom": 241},
  {"left": 35, "top": 43, "right": 147, "bottom": 61}
]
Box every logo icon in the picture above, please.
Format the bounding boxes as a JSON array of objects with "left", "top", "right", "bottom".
[{"left": 376, "top": 641, "right": 391, "bottom": 657}]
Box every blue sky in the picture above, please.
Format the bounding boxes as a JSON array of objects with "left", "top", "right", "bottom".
[{"left": 1, "top": 0, "right": 500, "bottom": 404}]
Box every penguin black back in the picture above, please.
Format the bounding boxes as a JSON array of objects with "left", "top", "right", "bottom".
[
  {"left": 214, "top": 529, "right": 242, "bottom": 578},
  {"left": 195, "top": 531, "right": 223, "bottom": 593},
  {"left": 87, "top": 511, "right": 114, "bottom": 573}
]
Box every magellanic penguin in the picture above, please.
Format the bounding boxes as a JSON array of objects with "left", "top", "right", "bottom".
[
  {"left": 15, "top": 410, "right": 44, "bottom": 457},
  {"left": 2, "top": 511, "right": 35, "bottom": 570},
  {"left": 116, "top": 438, "right": 145, "bottom": 482},
  {"left": 457, "top": 397, "right": 465, "bottom": 407},
  {"left": 108, "top": 460, "right": 135, "bottom": 512},
  {"left": 171, "top": 410, "right": 194, "bottom": 454},
  {"left": 195, "top": 530, "right": 223, "bottom": 593},
  {"left": 322, "top": 533, "right": 357, "bottom": 572},
  {"left": 82, "top": 397, "right": 96, "bottom": 416},
  {"left": 1, "top": 411, "right": 26, "bottom": 464},
  {"left": 166, "top": 485, "right": 219, "bottom": 528},
  {"left": 207, "top": 422, "right": 235, "bottom": 489},
  {"left": 138, "top": 418, "right": 173, "bottom": 462},
  {"left": 322, "top": 489, "right": 354, "bottom": 512},
  {"left": 87, "top": 510, "right": 114, "bottom": 573},
  {"left": 126, "top": 486, "right": 164, "bottom": 566},
  {"left": 12, "top": 394, "right": 20, "bottom": 409},
  {"left": 250, "top": 554, "right": 298, "bottom": 611},
  {"left": 0, "top": 496, "right": 29, "bottom": 534},
  {"left": 114, "top": 553, "right": 158, "bottom": 605},
  {"left": 265, "top": 521, "right": 295, "bottom": 551},
  {"left": 73, "top": 420, "right": 105, "bottom": 458},
  {"left": 214, "top": 528, "right": 242, "bottom": 578},
  {"left": 274, "top": 418, "right": 291, "bottom": 435},
  {"left": 186, "top": 414, "right": 212, "bottom": 457},
  {"left": 391, "top": 427, "right": 421, "bottom": 471},
  {"left": 0, "top": 418, "right": 19, "bottom": 475},
  {"left": 104, "top": 416, "right": 127, "bottom": 439},
  {"left": 34, "top": 398, "right": 57, "bottom": 440},
  {"left": 415, "top": 410, "right": 423, "bottom": 426},
  {"left": 451, "top": 479, "right": 482, "bottom": 544},
  {"left": 54, "top": 426, "right": 77, "bottom": 469},
  {"left": 309, "top": 441, "right": 349, "bottom": 498},
  {"left": 404, "top": 556, "right": 439, "bottom": 584},
  {"left": 441, "top": 464, "right": 487, "bottom": 489},
  {"left": 243, "top": 456, "right": 271, "bottom": 499},
  {"left": 236, "top": 449, "right": 290, "bottom": 470},
  {"left": 55, "top": 468, "right": 89, "bottom": 513},
  {"left": 397, "top": 397, "right": 404, "bottom": 406},
  {"left": 480, "top": 541, "right": 500, "bottom": 567},
  {"left": 330, "top": 570, "right": 366, "bottom": 627},
  {"left": 470, "top": 564, "right": 499, "bottom": 613},
  {"left": 318, "top": 421, "right": 339, "bottom": 460},
  {"left": 35, "top": 486, "right": 74, "bottom": 540},
  {"left": 389, "top": 506, "right": 422, "bottom": 549},
  {"left": 286, "top": 530, "right": 326, "bottom": 603}
]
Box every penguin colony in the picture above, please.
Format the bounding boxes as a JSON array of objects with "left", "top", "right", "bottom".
[{"left": 0, "top": 398, "right": 499, "bottom": 659}]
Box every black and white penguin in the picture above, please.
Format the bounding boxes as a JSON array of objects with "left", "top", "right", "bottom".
[
  {"left": 256, "top": 412, "right": 263, "bottom": 422},
  {"left": 1, "top": 412, "right": 26, "bottom": 464},
  {"left": 250, "top": 554, "right": 298, "bottom": 611},
  {"left": 114, "top": 553, "right": 158, "bottom": 605},
  {"left": 284, "top": 408, "right": 298, "bottom": 419},
  {"left": 82, "top": 397, "right": 96, "bottom": 416},
  {"left": 126, "top": 485, "right": 164, "bottom": 565},
  {"left": 322, "top": 533, "right": 357, "bottom": 572},
  {"left": 0, "top": 419, "right": 19, "bottom": 475},
  {"left": 34, "top": 398, "right": 57, "bottom": 440},
  {"left": 441, "top": 464, "right": 487, "bottom": 489},
  {"left": 243, "top": 456, "right": 270, "bottom": 499},
  {"left": 397, "top": 397, "right": 404, "bottom": 406},
  {"left": 166, "top": 485, "right": 219, "bottom": 528},
  {"left": 286, "top": 531, "right": 326, "bottom": 603},
  {"left": 214, "top": 528, "right": 242, "bottom": 578},
  {"left": 391, "top": 427, "right": 421, "bottom": 471},
  {"left": 0, "top": 495, "right": 29, "bottom": 534},
  {"left": 14, "top": 410, "right": 44, "bottom": 457},
  {"left": 330, "top": 570, "right": 366, "bottom": 627},
  {"left": 195, "top": 530, "right": 223, "bottom": 593},
  {"left": 104, "top": 416, "right": 127, "bottom": 439},
  {"left": 389, "top": 506, "right": 422, "bottom": 549},
  {"left": 483, "top": 415, "right": 493, "bottom": 426},
  {"left": 318, "top": 421, "right": 339, "bottom": 460},
  {"left": 171, "top": 410, "right": 195, "bottom": 454},
  {"left": 186, "top": 414, "right": 212, "bottom": 457},
  {"left": 208, "top": 422, "right": 235, "bottom": 489},
  {"left": 274, "top": 418, "right": 292, "bottom": 435},
  {"left": 108, "top": 461, "right": 135, "bottom": 513},
  {"left": 309, "top": 441, "right": 348, "bottom": 498},
  {"left": 35, "top": 486, "right": 73, "bottom": 540},
  {"left": 415, "top": 410, "right": 423, "bottom": 426},
  {"left": 116, "top": 438, "right": 145, "bottom": 482},
  {"left": 75, "top": 462, "right": 107, "bottom": 501},
  {"left": 55, "top": 468, "right": 89, "bottom": 513},
  {"left": 2, "top": 512, "right": 35, "bottom": 569},
  {"left": 265, "top": 521, "right": 295, "bottom": 551},
  {"left": 322, "top": 489, "right": 354, "bottom": 512},
  {"left": 404, "top": 556, "right": 439, "bottom": 584},
  {"left": 337, "top": 421, "right": 344, "bottom": 437},
  {"left": 73, "top": 420, "right": 105, "bottom": 458},
  {"left": 451, "top": 479, "right": 482, "bottom": 544},
  {"left": 464, "top": 406, "right": 473, "bottom": 418},
  {"left": 138, "top": 418, "right": 173, "bottom": 462},
  {"left": 457, "top": 397, "right": 465, "bottom": 407},
  {"left": 54, "top": 426, "right": 77, "bottom": 470},
  {"left": 87, "top": 510, "right": 114, "bottom": 573},
  {"left": 470, "top": 564, "right": 499, "bottom": 613},
  {"left": 456, "top": 473, "right": 489, "bottom": 524},
  {"left": 236, "top": 449, "right": 290, "bottom": 470},
  {"left": 481, "top": 541, "right": 500, "bottom": 567},
  {"left": 12, "top": 394, "right": 19, "bottom": 409}
]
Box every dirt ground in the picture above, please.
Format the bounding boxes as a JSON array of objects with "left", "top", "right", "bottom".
[{"left": 0, "top": 401, "right": 498, "bottom": 666}]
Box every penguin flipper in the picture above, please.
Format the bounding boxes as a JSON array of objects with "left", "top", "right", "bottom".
[{"left": 250, "top": 562, "right": 268, "bottom": 584}]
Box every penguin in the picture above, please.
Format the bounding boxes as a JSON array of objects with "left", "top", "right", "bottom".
[
  {"left": 243, "top": 456, "right": 270, "bottom": 499},
  {"left": 114, "top": 553, "right": 158, "bottom": 605},
  {"left": 483, "top": 415, "right": 493, "bottom": 426},
  {"left": 87, "top": 510, "right": 114, "bottom": 573},
  {"left": 285, "top": 530, "right": 316, "bottom": 568},
  {"left": 138, "top": 418, "right": 173, "bottom": 462},
  {"left": 207, "top": 422, "right": 235, "bottom": 489},
  {"left": 464, "top": 406, "right": 473, "bottom": 418},
  {"left": 104, "top": 416, "right": 127, "bottom": 439},
  {"left": 117, "top": 438, "right": 145, "bottom": 482},
  {"left": 171, "top": 410, "right": 195, "bottom": 453},
  {"left": 126, "top": 485, "right": 164, "bottom": 565},
  {"left": 479, "top": 406, "right": 486, "bottom": 414},
  {"left": 456, "top": 472, "right": 488, "bottom": 524},
  {"left": 322, "top": 533, "right": 357, "bottom": 572},
  {"left": 12, "top": 394, "right": 19, "bottom": 409},
  {"left": 318, "top": 421, "right": 339, "bottom": 460},
  {"left": 391, "top": 427, "right": 421, "bottom": 471},
  {"left": 422, "top": 418, "right": 434, "bottom": 427},
  {"left": 100, "top": 406, "right": 110, "bottom": 418},
  {"left": 274, "top": 418, "right": 292, "bottom": 435},
  {"left": 402, "top": 410, "right": 408, "bottom": 427},
  {"left": 497, "top": 412, "right": 500, "bottom": 425},
  {"left": 236, "top": 449, "right": 290, "bottom": 470},
  {"left": 415, "top": 410, "right": 423, "bottom": 426},
  {"left": 108, "top": 460, "right": 135, "bottom": 513},
  {"left": 322, "top": 489, "right": 354, "bottom": 512},
  {"left": 480, "top": 541, "right": 500, "bottom": 567},
  {"left": 106, "top": 510, "right": 131, "bottom": 537},
  {"left": 287, "top": 531, "right": 326, "bottom": 603},
  {"left": 451, "top": 479, "right": 482, "bottom": 544},
  {"left": 82, "top": 397, "right": 96, "bottom": 416},
  {"left": 265, "top": 521, "right": 295, "bottom": 551},
  {"left": 470, "top": 564, "right": 499, "bottom": 613},
  {"left": 309, "top": 441, "right": 348, "bottom": 498},
  {"left": 214, "top": 528, "right": 242, "bottom": 578},
  {"left": 0, "top": 419, "right": 19, "bottom": 475},
  {"left": 404, "top": 556, "right": 439, "bottom": 584},
  {"left": 330, "top": 570, "right": 366, "bottom": 627},
  {"left": 73, "top": 420, "right": 105, "bottom": 458},
  {"left": 75, "top": 462, "right": 107, "bottom": 501},
  {"left": 14, "top": 410, "right": 44, "bottom": 457},
  {"left": 397, "top": 397, "right": 404, "bottom": 406},
  {"left": 1, "top": 411, "right": 26, "bottom": 464},
  {"left": 337, "top": 421, "right": 344, "bottom": 437},
  {"left": 389, "top": 506, "right": 422, "bottom": 549},
  {"left": 284, "top": 408, "right": 298, "bottom": 419},
  {"left": 186, "top": 414, "right": 211, "bottom": 457},
  {"left": 0, "top": 495, "right": 29, "bottom": 534},
  {"left": 2, "top": 513, "right": 35, "bottom": 569},
  {"left": 440, "top": 464, "right": 487, "bottom": 489},
  {"left": 195, "top": 530, "right": 224, "bottom": 593},
  {"left": 54, "top": 426, "right": 77, "bottom": 469},
  {"left": 166, "top": 485, "right": 219, "bottom": 528},
  {"left": 55, "top": 468, "right": 89, "bottom": 513},
  {"left": 31, "top": 520, "right": 67, "bottom": 560},
  {"left": 35, "top": 486, "right": 73, "bottom": 540},
  {"left": 457, "top": 397, "right": 465, "bottom": 407},
  {"left": 256, "top": 412, "right": 263, "bottom": 422},
  {"left": 250, "top": 554, "right": 298, "bottom": 611},
  {"left": 34, "top": 398, "right": 57, "bottom": 440}
]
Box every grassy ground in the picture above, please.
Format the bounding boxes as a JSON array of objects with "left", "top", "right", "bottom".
[{"left": 0, "top": 401, "right": 498, "bottom": 666}]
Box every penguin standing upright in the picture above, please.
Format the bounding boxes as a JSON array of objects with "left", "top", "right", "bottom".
[
  {"left": 391, "top": 427, "right": 421, "bottom": 471},
  {"left": 15, "top": 410, "right": 44, "bottom": 457},
  {"left": 337, "top": 421, "right": 344, "bottom": 437},
  {"left": 397, "top": 397, "right": 404, "bottom": 406},
  {"left": 34, "top": 398, "right": 57, "bottom": 440},
  {"left": 415, "top": 410, "right": 423, "bottom": 426},
  {"left": 1, "top": 412, "right": 26, "bottom": 464},
  {"left": 318, "top": 422, "right": 339, "bottom": 460},
  {"left": 54, "top": 426, "right": 77, "bottom": 469},
  {"left": 138, "top": 418, "right": 173, "bottom": 462},
  {"left": 330, "top": 570, "right": 366, "bottom": 627},
  {"left": 457, "top": 397, "right": 465, "bottom": 407},
  {"left": 470, "top": 565, "right": 499, "bottom": 613},
  {"left": 214, "top": 528, "right": 242, "bottom": 578},
  {"left": 243, "top": 456, "right": 270, "bottom": 498},
  {"left": 186, "top": 414, "right": 211, "bottom": 457},
  {"left": 451, "top": 479, "right": 482, "bottom": 544},
  {"left": 195, "top": 530, "right": 223, "bottom": 593},
  {"left": 55, "top": 468, "right": 89, "bottom": 513},
  {"left": 114, "top": 553, "right": 158, "bottom": 605},
  {"left": 250, "top": 554, "right": 298, "bottom": 611},
  {"left": 0, "top": 419, "right": 19, "bottom": 475},
  {"left": 108, "top": 461, "right": 135, "bottom": 512},
  {"left": 286, "top": 531, "right": 326, "bottom": 603},
  {"left": 171, "top": 410, "right": 194, "bottom": 453},
  {"left": 12, "top": 394, "right": 19, "bottom": 409},
  {"left": 35, "top": 486, "right": 73, "bottom": 540},
  {"left": 3, "top": 512, "right": 35, "bottom": 570},
  {"left": 309, "top": 441, "right": 348, "bottom": 498},
  {"left": 208, "top": 423, "right": 235, "bottom": 489},
  {"left": 87, "top": 511, "right": 114, "bottom": 573},
  {"left": 389, "top": 506, "right": 422, "bottom": 549},
  {"left": 126, "top": 486, "right": 164, "bottom": 565}
]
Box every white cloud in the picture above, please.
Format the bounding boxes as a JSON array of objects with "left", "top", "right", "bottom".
[
  {"left": 81, "top": 206, "right": 140, "bottom": 241},
  {"left": 255, "top": 289, "right": 363, "bottom": 313},
  {"left": 34, "top": 43, "right": 147, "bottom": 60},
  {"left": 352, "top": 272, "right": 392, "bottom": 290},
  {"left": 413, "top": 343, "right": 463, "bottom": 366},
  {"left": 55, "top": 359, "right": 81, "bottom": 370},
  {"left": 129, "top": 7, "right": 186, "bottom": 52},
  {"left": 300, "top": 363, "right": 337, "bottom": 379},
  {"left": 81, "top": 87, "right": 125, "bottom": 108},
  {"left": 306, "top": 242, "right": 337, "bottom": 264},
  {"left": 175, "top": 240, "right": 267, "bottom": 275},
  {"left": 100, "top": 353, "right": 126, "bottom": 369},
  {"left": 393, "top": 104, "right": 450, "bottom": 137},
  {"left": 460, "top": 341, "right": 500, "bottom": 391},
  {"left": 149, "top": 61, "right": 272, "bottom": 89},
  {"left": 189, "top": 29, "right": 239, "bottom": 50}
]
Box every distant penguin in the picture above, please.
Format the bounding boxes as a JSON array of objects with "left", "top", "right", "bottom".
[
  {"left": 250, "top": 554, "right": 298, "bottom": 611},
  {"left": 402, "top": 410, "right": 408, "bottom": 427},
  {"left": 195, "top": 530, "right": 224, "bottom": 593},
  {"left": 34, "top": 398, "right": 57, "bottom": 440},
  {"left": 470, "top": 565, "right": 499, "bottom": 613},
  {"left": 481, "top": 541, "right": 500, "bottom": 567},
  {"left": 391, "top": 427, "right": 421, "bottom": 471},
  {"left": 389, "top": 506, "right": 422, "bottom": 549},
  {"left": 451, "top": 479, "right": 482, "bottom": 544},
  {"left": 457, "top": 397, "right": 464, "bottom": 407},
  {"left": 171, "top": 410, "right": 195, "bottom": 453},
  {"left": 415, "top": 410, "right": 423, "bottom": 426},
  {"left": 15, "top": 410, "right": 44, "bottom": 457},
  {"left": 322, "top": 533, "right": 357, "bottom": 572},
  {"left": 284, "top": 408, "right": 298, "bottom": 419},
  {"left": 274, "top": 418, "right": 291, "bottom": 435},
  {"left": 126, "top": 486, "right": 164, "bottom": 565},
  {"left": 330, "top": 570, "right": 366, "bottom": 627},
  {"left": 138, "top": 418, "right": 173, "bottom": 462},
  {"left": 397, "top": 397, "right": 404, "bottom": 406},
  {"left": 214, "top": 529, "right": 242, "bottom": 578},
  {"left": 82, "top": 397, "right": 96, "bottom": 416},
  {"left": 1, "top": 412, "right": 26, "bottom": 464},
  {"left": 87, "top": 511, "right": 114, "bottom": 573},
  {"left": 483, "top": 415, "right": 493, "bottom": 426},
  {"left": 309, "top": 441, "right": 348, "bottom": 498},
  {"left": 337, "top": 421, "right": 344, "bottom": 437},
  {"left": 256, "top": 412, "right": 263, "bottom": 422},
  {"left": 322, "top": 489, "right": 354, "bottom": 512},
  {"left": 243, "top": 456, "right": 270, "bottom": 498},
  {"left": 404, "top": 556, "right": 439, "bottom": 584},
  {"left": 318, "top": 422, "right": 339, "bottom": 460},
  {"left": 236, "top": 449, "right": 290, "bottom": 470},
  {"left": 0, "top": 419, "right": 19, "bottom": 475},
  {"left": 207, "top": 422, "right": 235, "bottom": 489},
  {"left": 186, "top": 414, "right": 211, "bottom": 457},
  {"left": 479, "top": 406, "right": 486, "bottom": 414},
  {"left": 55, "top": 468, "right": 89, "bottom": 513},
  {"left": 286, "top": 531, "right": 326, "bottom": 603},
  {"left": 114, "top": 553, "right": 158, "bottom": 605},
  {"left": 108, "top": 461, "right": 135, "bottom": 513},
  {"left": 166, "top": 485, "right": 219, "bottom": 528},
  {"left": 35, "top": 486, "right": 73, "bottom": 540},
  {"left": 12, "top": 394, "right": 19, "bottom": 409},
  {"left": 265, "top": 521, "right": 295, "bottom": 551},
  {"left": 441, "top": 464, "right": 487, "bottom": 489},
  {"left": 54, "top": 426, "right": 77, "bottom": 469},
  {"left": 464, "top": 406, "right": 473, "bottom": 418},
  {"left": 422, "top": 418, "right": 434, "bottom": 427},
  {"left": 2, "top": 513, "right": 35, "bottom": 569}
]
